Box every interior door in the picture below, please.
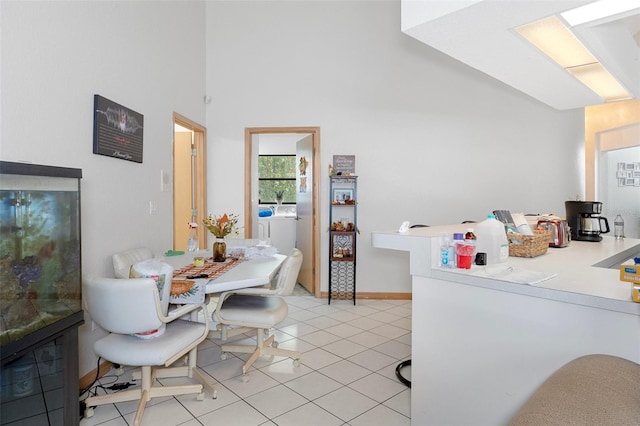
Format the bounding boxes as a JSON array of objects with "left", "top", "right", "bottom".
[
  {"left": 296, "top": 135, "right": 314, "bottom": 293},
  {"left": 173, "top": 114, "right": 207, "bottom": 251}
]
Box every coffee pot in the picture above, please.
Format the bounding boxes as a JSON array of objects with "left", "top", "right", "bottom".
[{"left": 565, "top": 201, "right": 610, "bottom": 242}]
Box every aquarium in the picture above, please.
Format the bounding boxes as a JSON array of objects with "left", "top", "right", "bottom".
[{"left": 0, "top": 162, "right": 83, "bottom": 358}]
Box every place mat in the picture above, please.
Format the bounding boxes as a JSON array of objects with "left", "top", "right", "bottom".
[{"left": 173, "top": 257, "right": 243, "bottom": 280}]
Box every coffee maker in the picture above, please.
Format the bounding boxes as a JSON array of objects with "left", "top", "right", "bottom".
[{"left": 565, "top": 201, "right": 610, "bottom": 242}]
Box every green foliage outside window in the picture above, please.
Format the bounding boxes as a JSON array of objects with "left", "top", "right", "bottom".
[{"left": 258, "top": 155, "right": 296, "bottom": 203}]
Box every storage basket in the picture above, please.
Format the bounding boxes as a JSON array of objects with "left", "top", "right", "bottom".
[{"left": 508, "top": 229, "right": 551, "bottom": 258}]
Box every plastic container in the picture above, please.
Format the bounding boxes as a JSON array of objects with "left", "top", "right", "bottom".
[
  {"left": 450, "top": 233, "right": 463, "bottom": 267},
  {"left": 614, "top": 214, "right": 624, "bottom": 239},
  {"left": 187, "top": 222, "right": 198, "bottom": 251},
  {"left": 464, "top": 228, "right": 476, "bottom": 242},
  {"left": 440, "top": 234, "right": 452, "bottom": 268},
  {"left": 474, "top": 214, "right": 509, "bottom": 264},
  {"left": 456, "top": 242, "right": 476, "bottom": 269}
]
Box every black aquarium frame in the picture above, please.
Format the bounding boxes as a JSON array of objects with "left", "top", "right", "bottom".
[{"left": 0, "top": 161, "right": 84, "bottom": 362}]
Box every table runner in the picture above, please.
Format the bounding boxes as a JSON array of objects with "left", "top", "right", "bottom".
[{"left": 173, "top": 257, "right": 243, "bottom": 280}]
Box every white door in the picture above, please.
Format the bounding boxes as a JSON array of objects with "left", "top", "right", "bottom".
[{"left": 296, "top": 135, "right": 314, "bottom": 293}]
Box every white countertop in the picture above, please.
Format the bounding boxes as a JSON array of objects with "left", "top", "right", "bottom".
[{"left": 372, "top": 224, "right": 640, "bottom": 316}]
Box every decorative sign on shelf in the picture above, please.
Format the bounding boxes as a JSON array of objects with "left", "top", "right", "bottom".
[
  {"left": 333, "top": 155, "right": 355, "bottom": 175},
  {"left": 616, "top": 162, "right": 640, "bottom": 187},
  {"left": 93, "top": 95, "right": 144, "bottom": 163}
]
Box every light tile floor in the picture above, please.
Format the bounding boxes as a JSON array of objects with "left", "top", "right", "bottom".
[{"left": 80, "top": 289, "right": 412, "bottom": 426}]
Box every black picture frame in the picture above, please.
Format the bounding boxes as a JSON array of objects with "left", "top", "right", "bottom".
[{"left": 93, "top": 95, "right": 144, "bottom": 163}]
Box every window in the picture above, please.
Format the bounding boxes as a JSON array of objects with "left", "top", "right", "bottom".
[{"left": 258, "top": 155, "right": 296, "bottom": 203}]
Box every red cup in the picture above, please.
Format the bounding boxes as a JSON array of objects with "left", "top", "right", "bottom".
[{"left": 456, "top": 242, "right": 476, "bottom": 269}]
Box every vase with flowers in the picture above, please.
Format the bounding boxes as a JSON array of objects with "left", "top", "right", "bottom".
[{"left": 203, "top": 213, "right": 239, "bottom": 262}]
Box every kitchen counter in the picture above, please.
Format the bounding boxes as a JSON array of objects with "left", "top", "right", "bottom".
[{"left": 372, "top": 224, "right": 640, "bottom": 425}]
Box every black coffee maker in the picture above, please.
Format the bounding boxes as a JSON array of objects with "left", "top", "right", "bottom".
[{"left": 565, "top": 201, "right": 610, "bottom": 242}]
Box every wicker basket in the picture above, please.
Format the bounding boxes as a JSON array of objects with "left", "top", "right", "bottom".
[{"left": 508, "top": 229, "right": 551, "bottom": 258}]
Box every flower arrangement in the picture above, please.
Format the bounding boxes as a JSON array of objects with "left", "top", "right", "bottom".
[{"left": 202, "top": 213, "right": 239, "bottom": 238}]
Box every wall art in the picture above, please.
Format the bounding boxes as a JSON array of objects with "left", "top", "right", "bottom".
[{"left": 93, "top": 95, "right": 144, "bottom": 163}]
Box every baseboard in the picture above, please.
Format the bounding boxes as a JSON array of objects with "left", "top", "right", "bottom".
[
  {"left": 319, "top": 291, "right": 411, "bottom": 300},
  {"left": 79, "top": 360, "right": 114, "bottom": 392}
]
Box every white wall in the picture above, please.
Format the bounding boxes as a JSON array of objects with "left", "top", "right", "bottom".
[
  {"left": 1, "top": 1, "right": 206, "bottom": 376},
  {"left": 204, "top": 1, "right": 584, "bottom": 294}
]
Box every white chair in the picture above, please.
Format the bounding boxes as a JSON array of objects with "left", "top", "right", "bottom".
[
  {"left": 112, "top": 247, "right": 153, "bottom": 278},
  {"left": 83, "top": 277, "right": 216, "bottom": 426},
  {"left": 214, "top": 248, "right": 303, "bottom": 381}
]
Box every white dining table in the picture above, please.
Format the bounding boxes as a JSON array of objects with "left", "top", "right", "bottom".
[{"left": 163, "top": 251, "right": 287, "bottom": 295}]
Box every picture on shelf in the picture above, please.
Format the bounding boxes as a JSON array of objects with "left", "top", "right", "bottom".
[{"left": 332, "top": 188, "right": 354, "bottom": 204}]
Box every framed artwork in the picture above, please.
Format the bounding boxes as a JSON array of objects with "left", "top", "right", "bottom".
[
  {"left": 93, "top": 94, "right": 144, "bottom": 163},
  {"left": 616, "top": 162, "right": 640, "bottom": 186},
  {"left": 333, "top": 188, "right": 354, "bottom": 204}
]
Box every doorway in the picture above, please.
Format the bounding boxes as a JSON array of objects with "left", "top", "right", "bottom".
[
  {"left": 244, "top": 127, "right": 321, "bottom": 297},
  {"left": 173, "top": 113, "right": 207, "bottom": 251}
]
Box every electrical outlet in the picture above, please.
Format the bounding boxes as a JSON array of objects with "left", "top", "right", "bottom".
[{"left": 149, "top": 201, "right": 157, "bottom": 215}]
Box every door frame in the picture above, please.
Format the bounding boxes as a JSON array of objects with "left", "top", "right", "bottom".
[
  {"left": 173, "top": 112, "right": 207, "bottom": 250},
  {"left": 244, "top": 126, "right": 321, "bottom": 297}
]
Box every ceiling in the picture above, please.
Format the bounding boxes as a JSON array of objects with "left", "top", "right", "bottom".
[{"left": 401, "top": 0, "right": 640, "bottom": 110}]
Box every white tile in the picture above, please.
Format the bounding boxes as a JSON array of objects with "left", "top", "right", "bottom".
[
  {"left": 383, "top": 388, "right": 411, "bottom": 418},
  {"left": 369, "top": 324, "right": 410, "bottom": 340},
  {"left": 376, "top": 359, "right": 410, "bottom": 382},
  {"left": 346, "top": 305, "right": 379, "bottom": 317},
  {"left": 348, "top": 331, "right": 390, "bottom": 348},
  {"left": 314, "top": 386, "right": 378, "bottom": 422},
  {"left": 367, "top": 311, "right": 402, "bottom": 323},
  {"left": 324, "top": 322, "right": 364, "bottom": 338},
  {"left": 385, "top": 305, "right": 413, "bottom": 318},
  {"left": 201, "top": 357, "right": 247, "bottom": 382},
  {"left": 221, "top": 369, "right": 279, "bottom": 398},
  {"left": 175, "top": 382, "right": 240, "bottom": 417},
  {"left": 318, "top": 360, "right": 371, "bottom": 385},
  {"left": 197, "top": 400, "right": 268, "bottom": 426},
  {"left": 348, "top": 373, "right": 408, "bottom": 403},
  {"left": 287, "top": 309, "right": 322, "bottom": 322},
  {"left": 274, "top": 316, "right": 299, "bottom": 329},
  {"left": 299, "top": 330, "right": 342, "bottom": 346},
  {"left": 307, "top": 304, "right": 342, "bottom": 315},
  {"left": 322, "top": 339, "right": 367, "bottom": 358},
  {"left": 285, "top": 296, "right": 324, "bottom": 309},
  {"left": 298, "top": 348, "right": 342, "bottom": 370},
  {"left": 347, "top": 349, "right": 397, "bottom": 372},
  {"left": 176, "top": 420, "right": 203, "bottom": 426},
  {"left": 348, "top": 403, "right": 411, "bottom": 426},
  {"left": 372, "top": 340, "right": 411, "bottom": 360},
  {"left": 347, "top": 316, "right": 384, "bottom": 331},
  {"left": 272, "top": 402, "right": 344, "bottom": 426},
  {"left": 276, "top": 337, "right": 318, "bottom": 353},
  {"left": 244, "top": 384, "right": 308, "bottom": 419},
  {"left": 391, "top": 317, "right": 412, "bottom": 330},
  {"left": 284, "top": 371, "right": 343, "bottom": 400},
  {"left": 303, "top": 315, "right": 342, "bottom": 328},
  {"left": 394, "top": 333, "right": 412, "bottom": 345},
  {"left": 327, "top": 310, "right": 362, "bottom": 323},
  {"left": 81, "top": 417, "right": 128, "bottom": 426},
  {"left": 122, "top": 398, "right": 193, "bottom": 426},
  {"left": 277, "top": 322, "right": 319, "bottom": 337},
  {"left": 195, "top": 343, "right": 225, "bottom": 367},
  {"left": 260, "top": 357, "right": 312, "bottom": 383}
]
